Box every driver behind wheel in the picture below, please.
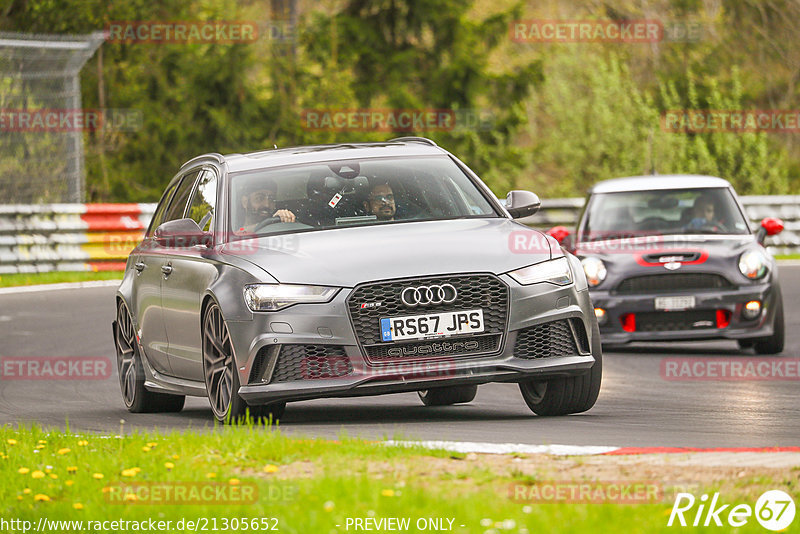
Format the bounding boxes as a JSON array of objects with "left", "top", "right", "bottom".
[
  {"left": 238, "top": 178, "right": 296, "bottom": 232},
  {"left": 687, "top": 194, "right": 723, "bottom": 230}
]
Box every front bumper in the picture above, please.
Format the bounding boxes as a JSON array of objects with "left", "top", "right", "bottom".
[
  {"left": 227, "top": 272, "right": 599, "bottom": 404},
  {"left": 591, "top": 279, "right": 779, "bottom": 344}
]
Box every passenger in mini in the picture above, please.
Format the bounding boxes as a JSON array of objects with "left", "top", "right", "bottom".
[
  {"left": 364, "top": 182, "right": 396, "bottom": 221},
  {"left": 239, "top": 179, "right": 296, "bottom": 231}
]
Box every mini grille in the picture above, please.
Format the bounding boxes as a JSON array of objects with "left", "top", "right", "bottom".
[
  {"left": 615, "top": 274, "right": 733, "bottom": 294},
  {"left": 513, "top": 320, "right": 580, "bottom": 360},
  {"left": 635, "top": 310, "right": 717, "bottom": 332},
  {"left": 347, "top": 274, "right": 508, "bottom": 363},
  {"left": 271, "top": 345, "right": 352, "bottom": 383}
]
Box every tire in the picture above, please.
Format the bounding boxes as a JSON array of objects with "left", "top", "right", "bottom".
[
  {"left": 418, "top": 385, "right": 478, "bottom": 406},
  {"left": 519, "top": 318, "right": 602, "bottom": 416},
  {"left": 202, "top": 302, "right": 285, "bottom": 424},
  {"left": 114, "top": 301, "right": 185, "bottom": 413},
  {"left": 755, "top": 290, "right": 785, "bottom": 355}
]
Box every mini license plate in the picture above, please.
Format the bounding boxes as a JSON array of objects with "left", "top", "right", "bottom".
[
  {"left": 380, "top": 309, "right": 484, "bottom": 342},
  {"left": 654, "top": 296, "right": 696, "bottom": 311}
]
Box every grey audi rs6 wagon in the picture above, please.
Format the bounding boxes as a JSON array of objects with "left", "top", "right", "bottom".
[
  {"left": 113, "top": 137, "right": 602, "bottom": 422},
  {"left": 549, "top": 175, "right": 784, "bottom": 353}
]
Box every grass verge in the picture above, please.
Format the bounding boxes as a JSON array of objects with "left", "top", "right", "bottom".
[
  {"left": 0, "top": 272, "right": 123, "bottom": 288},
  {"left": 1, "top": 424, "right": 795, "bottom": 533}
]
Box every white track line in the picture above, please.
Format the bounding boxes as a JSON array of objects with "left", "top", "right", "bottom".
[
  {"left": 384, "top": 440, "right": 620, "bottom": 456},
  {"left": 0, "top": 279, "right": 121, "bottom": 295}
]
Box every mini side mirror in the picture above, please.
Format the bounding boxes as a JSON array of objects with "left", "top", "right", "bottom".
[{"left": 154, "top": 218, "right": 211, "bottom": 247}]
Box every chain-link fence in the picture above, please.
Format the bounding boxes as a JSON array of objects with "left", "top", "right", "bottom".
[{"left": 0, "top": 31, "right": 104, "bottom": 203}]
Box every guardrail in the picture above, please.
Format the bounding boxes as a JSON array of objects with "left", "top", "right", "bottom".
[{"left": 0, "top": 196, "right": 797, "bottom": 274}]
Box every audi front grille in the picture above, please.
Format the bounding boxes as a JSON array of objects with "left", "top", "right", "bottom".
[{"left": 346, "top": 274, "right": 509, "bottom": 364}]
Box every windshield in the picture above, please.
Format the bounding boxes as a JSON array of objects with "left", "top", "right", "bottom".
[
  {"left": 579, "top": 187, "right": 750, "bottom": 241},
  {"left": 228, "top": 155, "right": 498, "bottom": 236}
]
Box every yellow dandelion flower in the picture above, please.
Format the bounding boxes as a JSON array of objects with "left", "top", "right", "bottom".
[
  {"left": 146, "top": 442, "right": 157, "bottom": 447},
  {"left": 263, "top": 464, "right": 279, "bottom": 473},
  {"left": 23, "top": 488, "right": 31, "bottom": 494},
  {"left": 381, "top": 489, "right": 395, "bottom": 497},
  {"left": 164, "top": 462, "right": 175, "bottom": 470},
  {"left": 67, "top": 466, "right": 77, "bottom": 474},
  {"left": 73, "top": 503, "right": 83, "bottom": 510},
  {"left": 228, "top": 478, "right": 240, "bottom": 486},
  {"left": 33, "top": 494, "right": 50, "bottom": 502},
  {"left": 205, "top": 472, "right": 216, "bottom": 479},
  {"left": 7, "top": 439, "right": 17, "bottom": 445},
  {"left": 37, "top": 440, "right": 46, "bottom": 445},
  {"left": 31, "top": 471, "right": 45, "bottom": 479},
  {"left": 35, "top": 445, "right": 45, "bottom": 449},
  {"left": 141, "top": 446, "right": 151, "bottom": 452},
  {"left": 323, "top": 500, "right": 335, "bottom": 512},
  {"left": 57, "top": 448, "right": 70, "bottom": 455},
  {"left": 123, "top": 493, "right": 138, "bottom": 502},
  {"left": 17, "top": 467, "right": 30, "bottom": 474},
  {"left": 49, "top": 473, "right": 58, "bottom": 479},
  {"left": 16, "top": 495, "right": 22, "bottom": 501},
  {"left": 132, "top": 467, "right": 141, "bottom": 473},
  {"left": 121, "top": 469, "right": 137, "bottom": 477},
  {"left": 171, "top": 454, "right": 179, "bottom": 460},
  {"left": 77, "top": 440, "right": 88, "bottom": 447},
  {"left": 92, "top": 473, "right": 104, "bottom": 480},
  {"left": 101, "top": 486, "right": 112, "bottom": 493},
  {"left": 65, "top": 480, "right": 74, "bottom": 487}
]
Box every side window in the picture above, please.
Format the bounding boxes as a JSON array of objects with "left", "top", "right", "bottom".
[
  {"left": 147, "top": 180, "right": 180, "bottom": 236},
  {"left": 187, "top": 169, "right": 217, "bottom": 232},
  {"left": 163, "top": 171, "right": 200, "bottom": 223}
]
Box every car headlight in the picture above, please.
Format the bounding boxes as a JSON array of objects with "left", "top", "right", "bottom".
[
  {"left": 581, "top": 257, "right": 607, "bottom": 287},
  {"left": 244, "top": 284, "right": 339, "bottom": 311},
  {"left": 508, "top": 257, "right": 572, "bottom": 286},
  {"left": 738, "top": 250, "right": 769, "bottom": 280}
]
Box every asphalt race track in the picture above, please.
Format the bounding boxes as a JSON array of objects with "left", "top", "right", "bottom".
[{"left": 1, "top": 266, "right": 799, "bottom": 448}]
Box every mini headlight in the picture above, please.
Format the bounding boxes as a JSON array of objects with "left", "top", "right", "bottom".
[
  {"left": 738, "top": 250, "right": 768, "bottom": 280},
  {"left": 581, "top": 257, "right": 607, "bottom": 287},
  {"left": 508, "top": 257, "right": 572, "bottom": 286},
  {"left": 243, "top": 284, "right": 339, "bottom": 311}
]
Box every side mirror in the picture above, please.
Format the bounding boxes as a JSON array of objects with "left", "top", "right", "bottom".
[
  {"left": 756, "top": 217, "right": 784, "bottom": 244},
  {"left": 505, "top": 190, "right": 541, "bottom": 219},
  {"left": 548, "top": 226, "right": 574, "bottom": 252},
  {"left": 154, "top": 218, "right": 211, "bottom": 248}
]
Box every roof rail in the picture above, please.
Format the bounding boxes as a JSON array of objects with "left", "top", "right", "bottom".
[
  {"left": 388, "top": 136, "right": 438, "bottom": 147},
  {"left": 180, "top": 153, "right": 225, "bottom": 169}
]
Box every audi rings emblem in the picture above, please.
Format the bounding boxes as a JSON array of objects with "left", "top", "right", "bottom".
[{"left": 400, "top": 284, "right": 457, "bottom": 307}]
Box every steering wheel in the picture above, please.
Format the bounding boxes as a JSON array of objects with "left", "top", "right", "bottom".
[{"left": 251, "top": 216, "right": 282, "bottom": 233}]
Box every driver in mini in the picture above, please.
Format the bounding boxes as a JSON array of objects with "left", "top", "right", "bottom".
[
  {"left": 238, "top": 179, "right": 296, "bottom": 232},
  {"left": 687, "top": 195, "right": 723, "bottom": 230}
]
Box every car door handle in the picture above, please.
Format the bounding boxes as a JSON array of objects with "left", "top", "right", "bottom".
[
  {"left": 134, "top": 262, "right": 146, "bottom": 272},
  {"left": 161, "top": 264, "right": 173, "bottom": 276}
]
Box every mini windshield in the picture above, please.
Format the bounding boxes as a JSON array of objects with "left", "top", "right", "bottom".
[
  {"left": 228, "top": 156, "right": 498, "bottom": 236},
  {"left": 580, "top": 187, "right": 750, "bottom": 241}
]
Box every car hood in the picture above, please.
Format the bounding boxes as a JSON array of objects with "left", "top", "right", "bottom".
[
  {"left": 575, "top": 234, "right": 766, "bottom": 284},
  {"left": 224, "top": 218, "right": 553, "bottom": 286}
]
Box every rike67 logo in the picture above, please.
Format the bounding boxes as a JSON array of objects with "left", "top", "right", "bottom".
[{"left": 668, "top": 490, "right": 795, "bottom": 531}]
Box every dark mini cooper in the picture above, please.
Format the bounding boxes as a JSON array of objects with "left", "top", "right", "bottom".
[
  {"left": 549, "top": 175, "right": 784, "bottom": 353},
  {"left": 113, "top": 138, "right": 602, "bottom": 422}
]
